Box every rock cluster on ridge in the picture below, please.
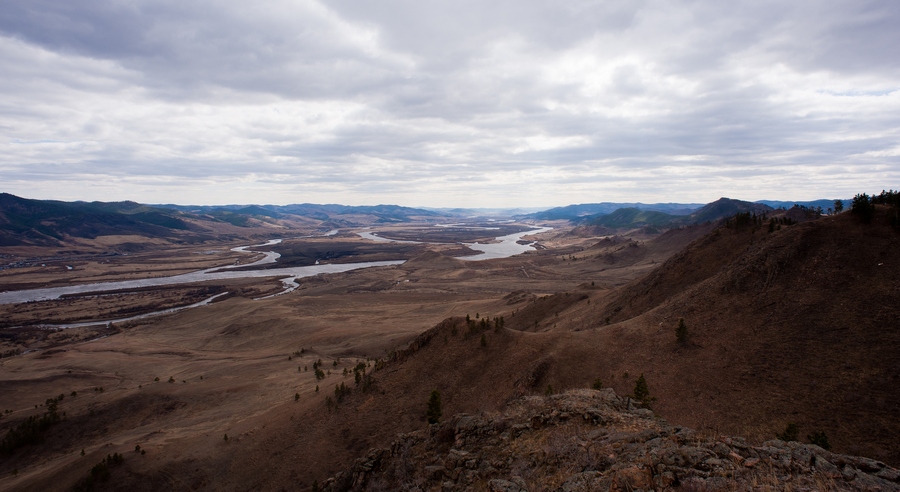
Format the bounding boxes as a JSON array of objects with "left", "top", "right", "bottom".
[{"left": 320, "top": 388, "right": 900, "bottom": 491}]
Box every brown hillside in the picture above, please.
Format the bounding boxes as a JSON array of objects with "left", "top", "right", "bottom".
[{"left": 584, "top": 207, "right": 900, "bottom": 465}]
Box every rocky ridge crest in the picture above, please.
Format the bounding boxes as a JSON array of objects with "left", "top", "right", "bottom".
[{"left": 321, "top": 389, "right": 900, "bottom": 491}]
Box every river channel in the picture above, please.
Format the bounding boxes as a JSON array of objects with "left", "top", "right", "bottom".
[{"left": 0, "top": 226, "right": 550, "bottom": 307}]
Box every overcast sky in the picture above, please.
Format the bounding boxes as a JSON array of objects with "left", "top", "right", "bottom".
[{"left": 1, "top": 1, "right": 898, "bottom": 208}]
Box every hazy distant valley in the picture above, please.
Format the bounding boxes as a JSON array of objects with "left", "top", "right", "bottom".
[{"left": 1, "top": 192, "right": 899, "bottom": 491}]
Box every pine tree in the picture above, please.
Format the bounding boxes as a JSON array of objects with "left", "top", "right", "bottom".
[
  {"left": 676, "top": 318, "right": 688, "bottom": 344},
  {"left": 778, "top": 423, "right": 799, "bottom": 442},
  {"left": 426, "top": 390, "right": 442, "bottom": 424},
  {"left": 633, "top": 374, "right": 653, "bottom": 407},
  {"left": 851, "top": 193, "right": 874, "bottom": 223}
]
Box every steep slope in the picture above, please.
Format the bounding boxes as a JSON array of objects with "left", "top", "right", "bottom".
[{"left": 584, "top": 206, "right": 900, "bottom": 464}]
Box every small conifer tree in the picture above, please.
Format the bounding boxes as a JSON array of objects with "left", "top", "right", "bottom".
[
  {"left": 426, "top": 390, "right": 442, "bottom": 424},
  {"left": 778, "top": 423, "right": 799, "bottom": 442},
  {"left": 633, "top": 374, "right": 654, "bottom": 407},
  {"left": 676, "top": 318, "right": 688, "bottom": 344},
  {"left": 851, "top": 193, "right": 875, "bottom": 223}
]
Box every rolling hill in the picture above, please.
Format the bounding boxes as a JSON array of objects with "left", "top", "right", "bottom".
[
  {"left": 0, "top": 194, "right": 451, "bottom": 247},
  {"left": 580, "top": 197, "right": 774, "bottom": 230},
  {"left": 0, "top": 193, "right": 192, "bottom": 246},
  {"left": 583, "top": 207, "right": 680, "bottom": 228},
  {"left": 530, "top": 202, "right": 702, "bottom": 221}
]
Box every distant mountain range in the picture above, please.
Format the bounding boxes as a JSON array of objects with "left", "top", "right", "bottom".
[
  {"left": 755, "top": 199, "right": 845, "bottom": 211},
  {"left": 527, "top": 202, "right": 703, "bottom": 220},
  {"left": 159, "top": 203, "right": 445, "bottom": 227},
  {"left": 0, "top": 193, "right": 449, "bottom": 246},
  {"left": 577, "top": 198, "right": 774, "bottom": 230},
  {"left": 0, "top": 192, "right": 850, "bottom": 247},
  {"left": 527, "top": 198, "right": 847, "bottom": 222}
]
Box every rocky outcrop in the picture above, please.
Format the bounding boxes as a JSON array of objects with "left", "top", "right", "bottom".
[{"left": 320, "top": 389, "right": 900, "bottom": 491}]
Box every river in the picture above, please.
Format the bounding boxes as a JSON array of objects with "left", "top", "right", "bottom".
[
  {"left": 0, "top": 225, "right": 549, "bottom": 310},
  {"left": 457, "top": 227, "right": 552, "bottom": 261}
]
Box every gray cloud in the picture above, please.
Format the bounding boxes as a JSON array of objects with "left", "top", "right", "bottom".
[{"left": 0, "top": 0, "right": 898, "bottom": 207}]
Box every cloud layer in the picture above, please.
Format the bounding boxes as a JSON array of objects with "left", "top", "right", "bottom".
[{"left": 1, "top": 0, "right": 898, "bottom": 207}]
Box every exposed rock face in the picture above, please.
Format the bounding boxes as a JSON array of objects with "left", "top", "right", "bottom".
[{"left": 321, "top": 389, "right": 900, "bottom": 491}]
